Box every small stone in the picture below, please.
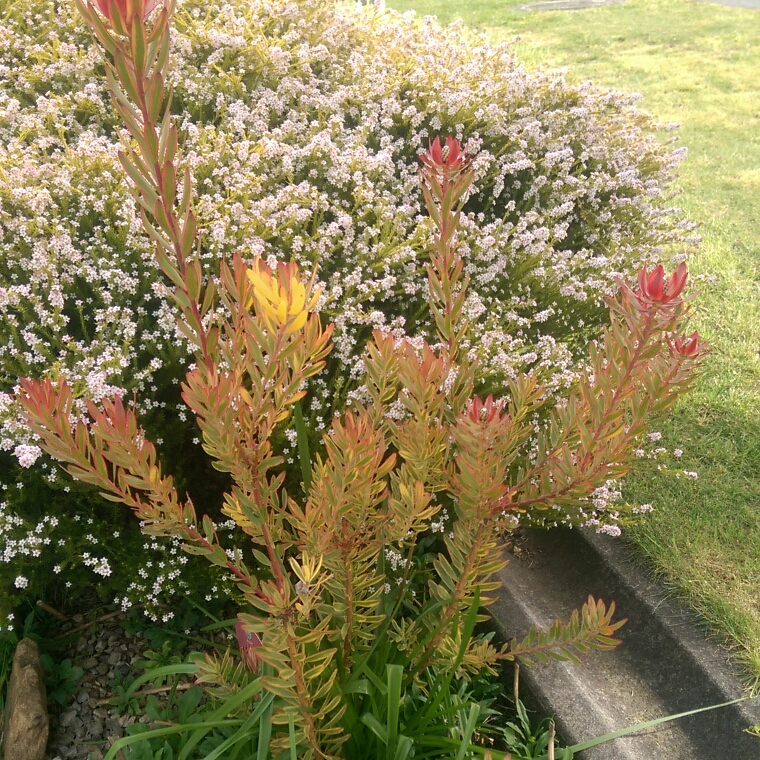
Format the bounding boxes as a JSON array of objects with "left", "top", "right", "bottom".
[
  {"left": 94, "top": 640, "right": 106, "bottom": 653},
  {"left": 75, "top": 637, "right": 89, "bottom": 654},
  {"left": 74, "top": 724, "right": 86, "bottom": 741},
  {"left": 87, "top": 718, "right": 104, "bottom": 737},
  {"left": 107, "top": 652, "right": 122, "bottom": 666},
  {"left": 118, "top": 715, "right": 134, "bottom": 728},
  {"left": 107, "top": 635, "right": 120, "bottom": 647},
  {"left": 105, "top": 718, "right": 122, "bottom": 736},
  {"left": 96, "top": 663, "right": 109, "bottom": 675},
  {"left": 76, "top": 689, "right": 90, "bottom": 704},
  {"left": 82, "top": 656, "right": 98, "bottom": 669},
  {"left": 3, "top": 639, "right": 49, "bottom": 760},
  {"left": 88, "top": 697, "right": 99, "bottom": 709},
  {"left": 93, "top": 708, "right": 108, "bottom": 719},
  {"left": 138, "top": 714, "right": 151, "bottom": 724},
  {"left": 58, "top": 710, "right": 79, "bottom": 728}
]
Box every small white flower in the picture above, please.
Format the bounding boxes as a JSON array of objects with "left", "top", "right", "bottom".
[{"left": 14, "top": 576, "right": 29, "bottom": 589}]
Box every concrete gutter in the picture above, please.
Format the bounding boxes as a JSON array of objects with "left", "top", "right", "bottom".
[{"left": 491, "top": 528, "right": 760, "bottom": 759}]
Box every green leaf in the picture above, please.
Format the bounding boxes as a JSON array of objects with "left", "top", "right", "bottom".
[
  {"left": 130, "top": 17, "right": 147, "bottom": 76},
  {"left": 361, "top": 713, "right": 389, "bottom": 745},
  {"left": 288, "top": 711, "right": 297, "bottom": 760},
  {"left": 393, "top": 735, "right": 413, "bottom": 760},
  {"left": 257, "top": 684, "right": 274, "bottom": 760},
  {"left": 177, "top": 678, "right": 263, "bottom": 760},
  {"left": 454, "top": 703, "right": 480, "bottom": 760},
  {"left": 386, "top": 664, "right": 403, "bottom": 760},
  {"left": 104, "top": 721, "right": 244, "bottom": 760},
  {"left": 203, "top": 695, "right": 272, "bottom": 760},
  {"left": 177, "top": 686, "right": 203, "bottom": 724}
]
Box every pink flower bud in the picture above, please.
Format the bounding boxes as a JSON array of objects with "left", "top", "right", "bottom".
[
  {"left": 468, "top": 395, "right": 500, "bottom": 424},
  {"left": 672, "top": 331, "right": 703, "bottom": 358},
  {"left": 635, "top": 262, "right": 688, "bottom": 305},
  {"left": 419, "top": 136, "right": 467, "bottom": 174},
  {"left": 94, "top": 0, "right": 158, "bottom": 26}
]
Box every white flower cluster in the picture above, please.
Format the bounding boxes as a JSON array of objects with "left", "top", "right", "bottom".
[
  {"left": 117, "top": 529, "right": 236, "bottom": 621},
  {"left": 81, "top": 552, "right": 111, "bottom": 577},
  {"left": 0, "top": 502, "right": 56, "bottom": 563},
  {"left": 13, "top": 444, "right": 41, "bottom": 468}
]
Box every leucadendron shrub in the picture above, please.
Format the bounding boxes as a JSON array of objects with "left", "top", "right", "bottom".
[
  {"left": 17, "top": 0, "right": 705, "bottom": 756},
  {"left": 0, "top": 0, "right": 695, "bottom": 618}
]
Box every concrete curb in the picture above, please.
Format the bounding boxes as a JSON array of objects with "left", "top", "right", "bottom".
[{"left": 491, "top": 528, "right": 760, "bottom": 759}]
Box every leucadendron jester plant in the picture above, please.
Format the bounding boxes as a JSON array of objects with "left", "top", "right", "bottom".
[{"left": 17, "top": 1, "right": 705, "bottom": 757}]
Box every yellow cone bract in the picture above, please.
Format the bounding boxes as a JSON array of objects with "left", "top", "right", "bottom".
[{"left": 246, "top": 259, "right": 320, "bottom": 335}]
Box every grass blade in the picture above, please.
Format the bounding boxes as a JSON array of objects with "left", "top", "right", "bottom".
[
  {"left": 386, "top": 664, "right": 403, "bottom": 760},
  {"left": 567, "top": 696, "right": 753, "bottom": 753},
  {"left": 455, "top": 703, "right": 480, "bottom": 760}
]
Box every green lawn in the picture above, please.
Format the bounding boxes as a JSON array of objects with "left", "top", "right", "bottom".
[{"left": 387, "top": 0, "right": 760, "bottom": 682}]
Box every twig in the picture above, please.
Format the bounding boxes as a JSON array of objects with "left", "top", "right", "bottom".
[
  {"left": 513, "top": 663, "right": 520, "bottom": 703},
  {"left": 548, "top": 720, "right": 555, "bottom": 760},
  {"left": 96, "top": 680, "right": 195, "bottom": 706},
  {"left": 36, "top": 600, "right": 68, "bottom": 622},
  {"left": 55, "top": 607, "right": 141, "bottom": 639},
  {"left": 107, "top": 736, "right": 128, "bottom": 760}
]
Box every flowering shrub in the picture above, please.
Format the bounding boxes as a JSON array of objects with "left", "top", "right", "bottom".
[
  {"left": 14, "top": 0, "right": 706, "bottom": 753},
  {"left": 0, "top": 0, "right": 696, "bottom": 616}
]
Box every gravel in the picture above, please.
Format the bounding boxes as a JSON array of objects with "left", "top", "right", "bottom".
[{"left": 44, "top": 613, "right": 154, "bottom": 760}]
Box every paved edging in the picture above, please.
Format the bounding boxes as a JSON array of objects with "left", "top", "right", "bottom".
[{"left": 491, "top": 528, "right": 760, "bottom": 759}]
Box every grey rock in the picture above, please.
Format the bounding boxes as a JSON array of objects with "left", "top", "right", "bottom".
[
  {"left": 58, "top": 710, "right": 78, "bottom": 729},
  {"left": 75, "top": 638, "right": 89, "bottom": 654},
  {"left": 3, "top": 638, "right": 49, "bottom": 760},
  {"left": 76, "top": 690, "right": 89, "bottom": 704},
  {"left": 86, "top": 718, "right": 103, "bottom": 738},
  {"left": 107, "top": 652, "right": 122, "bottom": 666},
  {"left": 96, "top": 663, "right": 109, "bottom": 676},
  {"left": 73, "top": 725, "right": 86, "bottom": 742},
  {"left": 81, "top": 657, "right": 98, "bottom": 669},
  {"left": 92, "top": 708, "right": 108, "bottom": 719}
]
